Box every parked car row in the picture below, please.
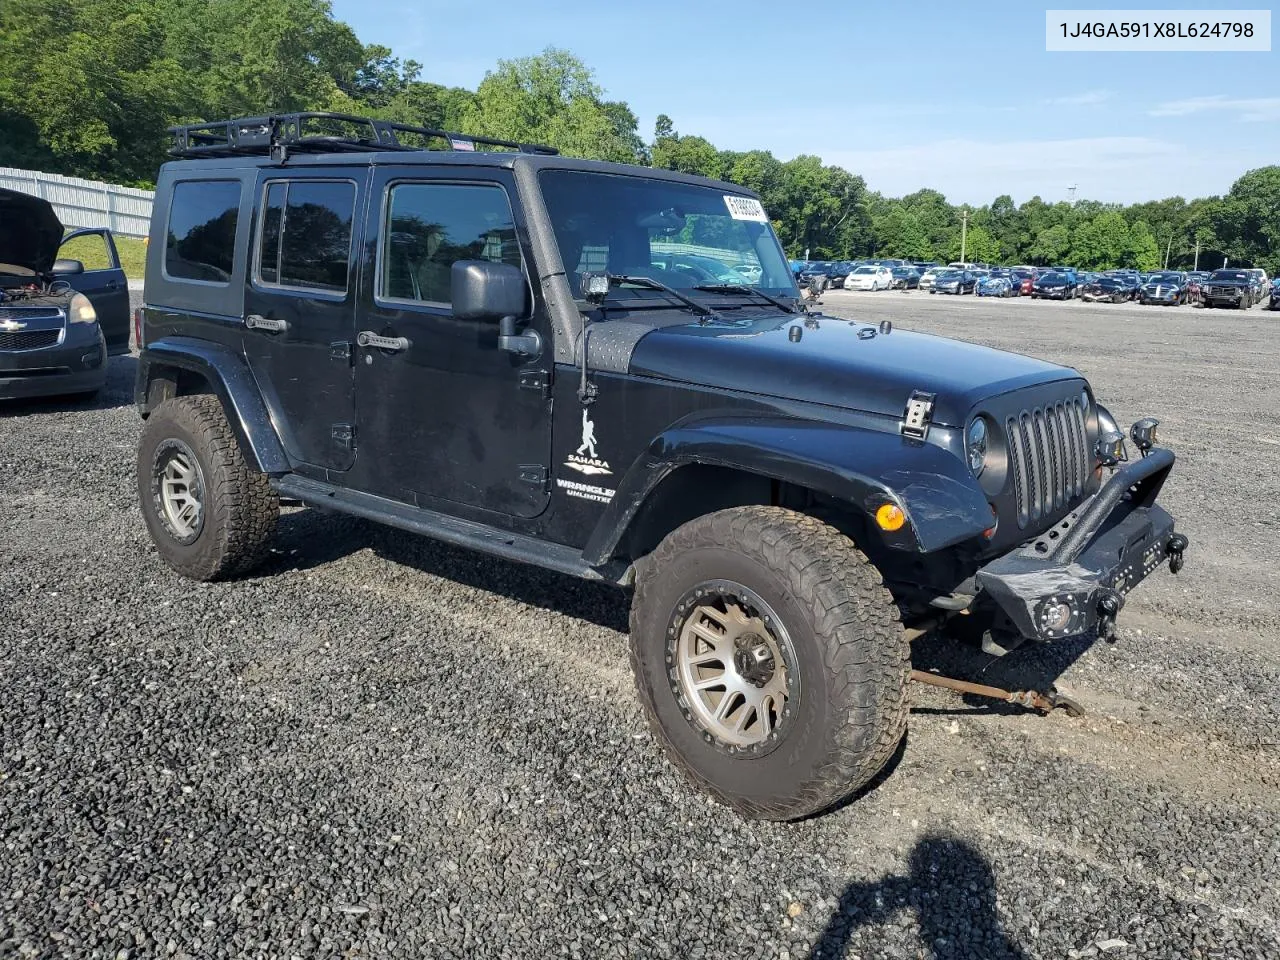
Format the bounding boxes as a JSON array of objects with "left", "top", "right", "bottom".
[{"left": 791, "top": 257, "right": 1276, "bottom": 310}]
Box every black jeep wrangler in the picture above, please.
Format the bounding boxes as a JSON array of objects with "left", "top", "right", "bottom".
[{"left": 134, "top": 114, "right": 1188, "bottom": 820}]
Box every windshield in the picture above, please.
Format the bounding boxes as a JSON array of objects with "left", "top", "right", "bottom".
[
  {"left": 937, "top": 270, "right": 962, "bottom": 279},
  {"left": 540, "top": 170, "right": 797, "bottom": 301},
  {"left": 1210, "top": 270, "right": 1249, "bottom": 281},
  {"left": 1039, "top": 273, "right": 1066, "bottom": 283},
  {"left": 852, "top": 266, "right": 877, "bottom": 275},
  {"left": 1149, "top": 273, "right": 1181, "bottom": 283}
]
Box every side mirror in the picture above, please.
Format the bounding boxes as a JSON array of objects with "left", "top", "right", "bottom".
[
  {"left": 451, "top": 260, "right": 527, "bottom": 321},
  {"left": 450, "top": 260, "right": 540, "bottom": 357},
  {"left": 52, "top": 258, "right": 84, "bottom": 275}
]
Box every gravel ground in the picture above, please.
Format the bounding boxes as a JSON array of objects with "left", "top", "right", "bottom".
[{"left": 1, "top": 290, "right": 1277, "bottom": 959}]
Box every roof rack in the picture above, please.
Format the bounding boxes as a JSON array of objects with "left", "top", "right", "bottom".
[{"left": 168, "top": 112, "right": 559, "bottom": 162}]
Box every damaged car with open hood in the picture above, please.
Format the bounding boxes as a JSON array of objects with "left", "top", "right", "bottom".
[
  {"left": 133, "top": 113, "right": 1191, "bottom": 821},
  {"left": 0, "top": 188, "right": 131, "bottom": 400}
]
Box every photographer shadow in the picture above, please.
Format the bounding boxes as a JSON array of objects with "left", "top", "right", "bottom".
[{"left": 810, "top": 836, "right": 1027, "bottom": 960}]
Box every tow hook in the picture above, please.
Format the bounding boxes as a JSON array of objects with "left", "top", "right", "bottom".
[
  {"left": 1096, "top": 589, "right": 1124, "bottom": 643},
  {"left": 1167, "top": 533, "right": 1188, "bottom": 574}
]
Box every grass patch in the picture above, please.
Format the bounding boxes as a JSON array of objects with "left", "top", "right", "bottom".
[{"left": 59, "top": 233, "right": 147, "bottom": 280}]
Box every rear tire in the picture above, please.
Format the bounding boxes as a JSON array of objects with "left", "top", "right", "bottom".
[
  {"left": 137, "top": 395, "right": 279, "bottom": 581},
  {"left": 629, "top": 506, "right": 909, "bottom": 821}
]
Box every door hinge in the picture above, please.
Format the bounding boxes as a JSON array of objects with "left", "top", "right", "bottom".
[
  {"left": 519, "top": 369, "right": 551, "bottom": 400},
  {"left": 518, "top": 464, "right": 549, "bottom": 489},
  {"left": 329, "top": 341, "right": 353, "bottom": 364},
  {"left": 901, "top": 390, "right": 936, "bottom": 440},
  {"left": 332, "top": 423, "right": 356, "bottom": 451}
]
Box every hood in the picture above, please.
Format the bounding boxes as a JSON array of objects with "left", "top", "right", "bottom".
[
  {"left": 628, "top": 312, "right": 1074, "bottom": 427},
  {"left": 0, "top": 188, "right": 63, "bottom": 276}
]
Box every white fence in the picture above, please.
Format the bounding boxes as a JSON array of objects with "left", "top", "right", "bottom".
[{"left": 0, "top": 167, "right": 154, "bottom": 239}]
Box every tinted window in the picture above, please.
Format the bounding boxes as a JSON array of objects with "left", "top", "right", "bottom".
[
  {"left": 166, "top": 181, "right": 240, "bottom": 283},
  {"left": 257, "top": 180, "right": 355, "bottom": 292},
  {"left": 1210, "top": 270, "right": 1249, "bottom": 281},
  {"left": 381, "top": 183, "right": 520, "bottom": 304}
]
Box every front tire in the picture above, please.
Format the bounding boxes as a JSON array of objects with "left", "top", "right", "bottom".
[
  {"left": 629, "top": 507, "right": 909, "bottom": 821},
  {"left": 137, "top": 395, "right": 279, "bottom": 581}
]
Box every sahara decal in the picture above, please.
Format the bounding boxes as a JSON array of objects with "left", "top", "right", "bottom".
[{"left": 564, "top": 409, "right": 613, "bottom": 476}]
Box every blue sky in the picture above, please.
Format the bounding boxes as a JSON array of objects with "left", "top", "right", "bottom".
[{"left": 330, "top": 0, "right": 1277, "bottom": 204}]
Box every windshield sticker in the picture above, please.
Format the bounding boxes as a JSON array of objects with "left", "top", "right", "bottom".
[{"left": 724, "top": 196, "right": 768, "bottom": 222}]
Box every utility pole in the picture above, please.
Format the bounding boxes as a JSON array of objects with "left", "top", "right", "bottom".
[
  {"left": 1164, "top": 235, "right": 1173, "bottom": 269},
  {"left": 1193, "top": 239, "right": 1200, "bottom": 271},
  {"left": 959, "top": 208, "right": 969, "bottom": 264}
]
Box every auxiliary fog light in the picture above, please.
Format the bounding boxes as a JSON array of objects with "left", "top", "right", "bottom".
[
  {"left": 1041, "top": 601, "right": 1073, "bottom": 633},
  {"left": 1095, "top": 429, "right": 1128, "bottom": 467},
  {"left": 1130, "top": 417, "right": 1159, "bottom": 455},
  {"left": 580, "top": 272, "right": 611, "bottom": 303}
]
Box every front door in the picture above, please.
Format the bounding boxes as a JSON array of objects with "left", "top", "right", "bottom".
[
  {"left": 57, "top": 228, "right": 130, "bottom": 353},
  {"left": 351, "top": 169, "right": 552, "bottom": 519},
  {"left": 242, "top": 170, "right": 365, "bottom": 472}
]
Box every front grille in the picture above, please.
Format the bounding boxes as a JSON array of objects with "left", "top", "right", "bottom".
[
  {"left": 0, "top": 329, "right": 61, "bottom": 351},
  {"left": 1005, "top": 397, "right": 1090, "bottom": 529},
  {"left": 1209, "top": 286, "right": 1240, "bottom": 298}
]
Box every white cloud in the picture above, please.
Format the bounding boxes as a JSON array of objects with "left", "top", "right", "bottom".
[
  {"left": 1150, "top": 95, "right": 1280, "bottom": 121},
  {"left": 1046, "top": 90, "right": 1112, "bottom": 106}
]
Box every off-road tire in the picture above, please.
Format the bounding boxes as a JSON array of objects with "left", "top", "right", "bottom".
[
  {"left": 630, "top": 506, "right": 909, "bottom": 821},
  {"left": 137, "top": 395, "right": 278, "bottom": 581}
]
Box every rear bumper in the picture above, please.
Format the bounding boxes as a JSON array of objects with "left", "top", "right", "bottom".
[{"left": 975, "top": 448, "right": 1184, "bottom": 642}]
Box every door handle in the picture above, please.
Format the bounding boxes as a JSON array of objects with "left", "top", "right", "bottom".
[
  {"left": 246, "top": 314, "right": 289, "bottom": 333},
  {"left": 357, "top": 331, "right": 410, "bottom": 352}
]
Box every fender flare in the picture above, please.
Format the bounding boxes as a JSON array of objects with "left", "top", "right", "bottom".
[
  {"left": 135, "top": 336, "right": 290, "bottom": 475},
  {"left": 582, "top": 415, "right": 992, "bottom": 565}
]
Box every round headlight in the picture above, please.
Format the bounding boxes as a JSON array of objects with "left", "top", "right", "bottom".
[
  {"left": 967, "top": 417, "right": 989, "bottom": 475},
  {"left": 68, "top": 292, "right": 97, "bottom": 325}
]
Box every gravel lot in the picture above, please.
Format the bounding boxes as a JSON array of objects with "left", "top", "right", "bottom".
[{"left": 2, "top": 290, "right": 1278, "bottom": 959}]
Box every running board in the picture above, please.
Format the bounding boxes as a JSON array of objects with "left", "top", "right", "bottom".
[{"left": 275, "top": 475, "right": 629, "bottom": 585}]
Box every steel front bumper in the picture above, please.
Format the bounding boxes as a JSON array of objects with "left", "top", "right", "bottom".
[{"left": 975, "top": 448, "right": 1185, "bottom": 642}]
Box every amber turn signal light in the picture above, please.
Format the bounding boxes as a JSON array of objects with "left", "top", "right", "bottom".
[{"left": 875, "top": 503, "right": 906, "bottom": 531}]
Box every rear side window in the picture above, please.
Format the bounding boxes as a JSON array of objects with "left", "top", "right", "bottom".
[
  {"left": 165, "top": 181, "right": 241, "bottom": 283},
  {"left": 380, "top": 182, "right": 520, "bottom": 305},
  {"left": 256, "top": 180, "right": 356, "bottom": 293}
]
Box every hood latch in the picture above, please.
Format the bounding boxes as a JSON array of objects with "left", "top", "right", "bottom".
[{"left": 901, "top": 390, "right": 937, "bottom": 440}]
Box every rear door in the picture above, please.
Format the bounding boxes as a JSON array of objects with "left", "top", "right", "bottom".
[
  {"left": 56, "top": 228, "right": 130, "bottom": 353},
  {"left": 242, "top": 169, "right": 366, "bottom": 473}
]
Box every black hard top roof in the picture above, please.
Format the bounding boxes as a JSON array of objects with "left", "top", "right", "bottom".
[{"left": 159, "top": 149, "right": 762, "bottom": 199}]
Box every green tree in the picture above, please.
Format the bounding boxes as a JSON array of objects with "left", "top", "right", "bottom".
[
  {"left": 1068, "top": 211, "right": 1131, "bottom": 269},
  {"left": 873, "top": 206, "right": 932, "bottom": 260},
  {"left": 949, "top": 223, "right": 999, "bottom": 264},
  {"left": 1028, "top": 224, "right": 1071, "bottom": 265},
  {"left": 1213, "top": 166, "right": 1280, "bottom": 274},
  {"left": 1127, "top": 220, "right": 1162, "bottom": 271},
  {"left": 462, "top": 48, "right": 642, "bottom": 163}
]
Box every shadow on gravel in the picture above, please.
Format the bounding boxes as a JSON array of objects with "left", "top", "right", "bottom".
[
  {"left": 369, "top": 526, "right": 631, "bottom": 633},
  {"left": 809, "top": 836, "right": 1027, "bottom": 960},
  {"left": 908, "top": 622, "right": 1096, "bottom": 716}
]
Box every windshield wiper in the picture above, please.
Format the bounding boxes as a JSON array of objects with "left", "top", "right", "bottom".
[
  {"left": 608, "top": 274, "right": 723, "bottom": 321},
  {"left": 692, "top": 283, "right": 797, "bottom": 314}
]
